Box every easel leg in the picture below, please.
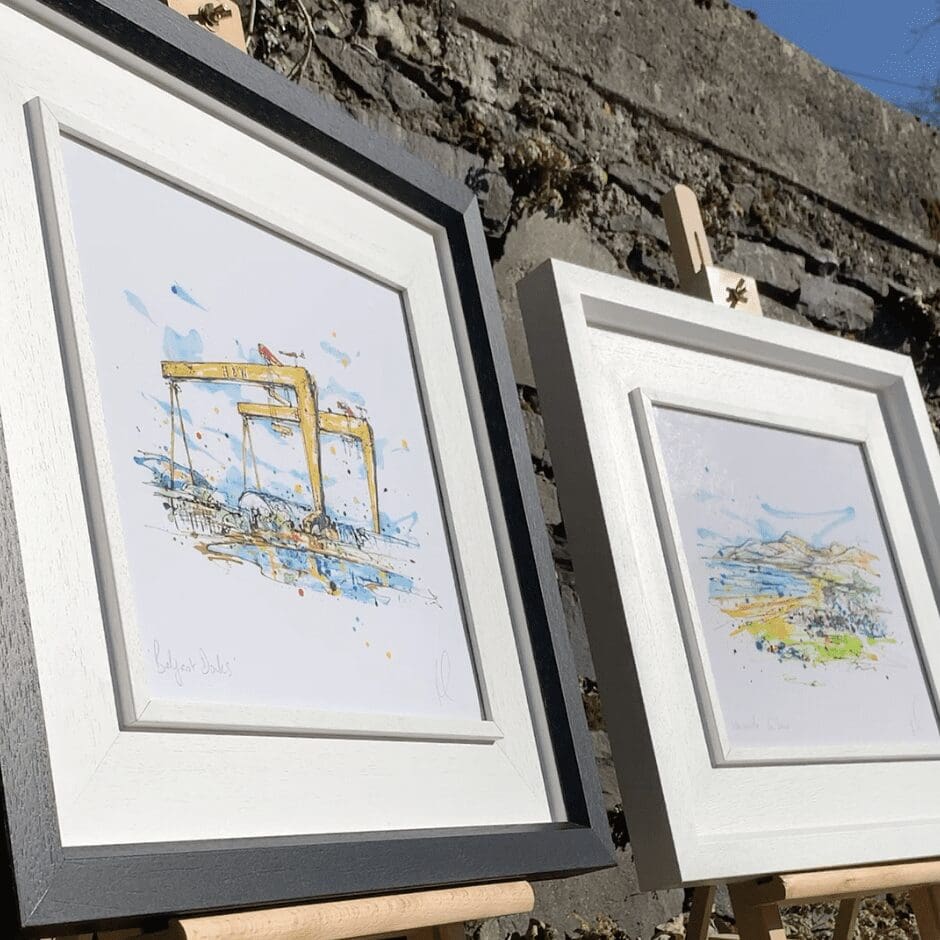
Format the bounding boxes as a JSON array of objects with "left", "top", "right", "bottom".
[
  {"left": 910, "top": 886, "right": 940, "bottom": 940},
  {"left": 832, "top": 897, "right": 861, "bottom": 940},
  {"left": 432, "top": 925, "right": 466, "bottom": 940},
  {"left": 686, "top": 885, "right": 716, "bottom": 940},
  {"left": 728, "top": 885, "right": 787, "bottom": 940}
]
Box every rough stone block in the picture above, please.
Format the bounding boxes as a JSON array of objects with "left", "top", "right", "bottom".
[
  {"left": 559, "top": 580, "right": 596, "bottom": 682},
  {"left": 797, "top": 274, "right": 876, "bottom": 331},
  {"left": 760, "top": 294, "right": 813, "bottom": 329},
  {"left": 727, "top": 239, "right": 803, "bottom": 294},
  {"left": 493, "top": 213, "right": 619, "bottom": 387},
  {"left": 473, "top": 169, "right": 514, "bottom": 236},
  {"left": 535, "top": 472, "right": 562, "bottom": 527},
  {"left": 774, "top": 226, "right": 839, "bottom": 273},
  {"left": 520, "top": 396, "right": 547, "bottom": 463}
]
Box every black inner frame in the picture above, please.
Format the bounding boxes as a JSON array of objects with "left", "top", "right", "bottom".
[{"left": 0, "top": 0, "right": 612, "bottom": 934}]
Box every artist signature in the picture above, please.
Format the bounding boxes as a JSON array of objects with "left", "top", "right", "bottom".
[
  {"left": 435, "top": 649, "right": 453, "bottom": 705},
  {"left": 731, "top": 715, "right": 791, "bottom": 733},
  {"left": 153, "top": 639, "right": 234, "bottom": 687}
]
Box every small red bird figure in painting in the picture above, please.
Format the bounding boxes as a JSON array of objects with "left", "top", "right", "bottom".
[
  {"left": 258, "top": 343, "right": 282, "bottom": 367},
  {"left": 257, "top": 342, "right": 289, "bottom": 407}
]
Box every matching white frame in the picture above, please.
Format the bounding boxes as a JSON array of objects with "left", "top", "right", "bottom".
[{"left": 519, "top": 259, "right": 940, "bottom": 887}]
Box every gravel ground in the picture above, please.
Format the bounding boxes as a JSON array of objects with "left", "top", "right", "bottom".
[{"left": 650, "top": 894, "right": 921, "bottom": 939}]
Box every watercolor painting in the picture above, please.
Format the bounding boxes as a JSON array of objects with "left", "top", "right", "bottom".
[
  {"left": 140, "top": 349, "right": 419, "bottom": 606},
  {"left": 708, "top": 531, "right": 892, "bottom": 668},
  {"left": 58, "top": 136, "right": 482, "bottom": 721},
  {"left": 652, "top": 406, "right": 940, "bottom": 754}
]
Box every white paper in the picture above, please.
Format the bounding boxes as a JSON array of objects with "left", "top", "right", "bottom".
[
  {"left": 59, "top": 138, "right": 482, "bottom": 721},
  {"left": 653, "top": 406, "right": 940, "bottom": 754}
]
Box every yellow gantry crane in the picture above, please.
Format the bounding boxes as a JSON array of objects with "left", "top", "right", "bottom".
[{"left": 161, "top": 360, "right": 380, "bottom": 533}]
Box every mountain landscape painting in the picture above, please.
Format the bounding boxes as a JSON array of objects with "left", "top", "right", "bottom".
[
  {"left": 708, "top": 533, "right": 891, "bottom": 668},
  {"left": 652, "top": 405, "right": 940, "bottom": 756}
]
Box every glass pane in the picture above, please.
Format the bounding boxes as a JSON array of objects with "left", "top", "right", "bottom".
[
  {"left": 58, "top": 137, "right": 482, "bottom": 723},
  {"left": 653, "top": 405, "right": 940, "bottom": 755}
]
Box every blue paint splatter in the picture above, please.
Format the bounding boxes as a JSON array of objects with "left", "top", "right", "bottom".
[
  {"left": 147, "top": 393, "right": 192, "bottom": 424},
  {"left": 379, "top": 510, "right": 418, "bottom": 537},
  {"left": 373, "top": 438, "right": 387, "bottom": 470},
  {"left": 322, "top": 377, "right": 366, "bottom": 407},
  {"left": 123, "top": 290, "right": 156, "bottom": 324},
  {"left": 163, "top": 327, "right": 204, "bottom": 361},
  {"left": 170, "top": 282, "right": 207, "bottom": 310},
  {"left": 697, "top": 527, "right": 729, "bottom": 544},
  {"left": 235, "top": 339, "right": 265, "bottom": 364},
  {"left": 134, "top": 452, "right": 211, "bottom": 492},
  {"left": 708, "top": 559, "right": 811, "bottom": 601},
  {"left": 201, "top": 530, "right": 415, "bottom": 604},
  {"left": 759, "top": 502, "right": 855, "bottom": 547},
  {"left": 320, "top": 340, "right": 351, "bottom": 366}
]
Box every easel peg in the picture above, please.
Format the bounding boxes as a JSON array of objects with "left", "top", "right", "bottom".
[
  {"left": 661, "top": 184, "right": 763, "bottom": 316},
  {"left": 164, "top": 0, "right": 247, "bottom": 51}
]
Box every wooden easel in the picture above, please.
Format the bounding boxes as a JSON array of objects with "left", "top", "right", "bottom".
[
  {"left": 683, "top": 864, "right": 940, "bottom": 940},
  {"left": 662, "top": 185, "right": 940, "bottom": 940}
]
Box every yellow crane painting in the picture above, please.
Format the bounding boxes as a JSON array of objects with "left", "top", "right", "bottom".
[{"left": 134, "top": 346, "right": 418, "bottom": 605}]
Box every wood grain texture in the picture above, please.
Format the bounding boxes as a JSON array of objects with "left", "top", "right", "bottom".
[
  {"left": 727, "top": 885, "right": 787, "bottom": 940},
  {"left": 164, "top": 882, "right": 534, "bottom": 940},
  {"left": 909, "top": 885, "right": 940, "bottom": 940},
  {"left": 685, "top": 885, "right": 715, "bottom": 940},
  {"left": 832, "top": 897, "right": 861, "bottom": 940},
  {"left": 753, "top": 860, "right": 940, "bottom": 903}
]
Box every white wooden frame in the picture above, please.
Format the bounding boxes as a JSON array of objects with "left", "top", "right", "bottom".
[
  {"left": 0, "top": 2, "right": 549, "bottom": 848},
  {"left": 27, "top": 96, "right": 511, "bottom": 746},
  {"left": 518, "top": 259, "right": 940, "bottom": 888}
]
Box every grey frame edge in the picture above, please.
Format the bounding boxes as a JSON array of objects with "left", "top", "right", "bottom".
[
  {"left": 516, "top": 260, "right": 683, "bottom": 887},
  {"left": 0, "top": 3, "right": 614, "bottom": 934}
]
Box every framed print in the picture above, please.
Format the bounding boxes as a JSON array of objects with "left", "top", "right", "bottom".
[
  {"left": 518, "top": 259, "right": 940, "bottom": 888},
  {"left": 0, "top": 3, "right": 612, "bottom": 934}
]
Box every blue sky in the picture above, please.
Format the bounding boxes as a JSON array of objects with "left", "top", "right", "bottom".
[{"left": 729, "top": 0, "right": 938, "bottom": 116}]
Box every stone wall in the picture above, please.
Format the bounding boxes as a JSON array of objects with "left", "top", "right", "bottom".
[{"left": 238, "top": 1, "right": 940, "bottom": 936}]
